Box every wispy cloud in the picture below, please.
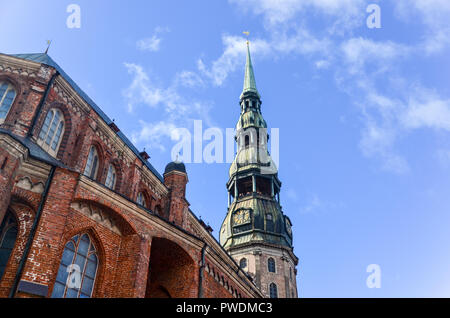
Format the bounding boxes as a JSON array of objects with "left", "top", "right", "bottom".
[
  {"left": 136, "top": 27, "right": 170, "bottom": 52},
  {"left": 401, "top": 88, "right": 450, "bottom": 131},
  {"left": 229, "top": 0, "right": 366, "bottom": 31},
  {"left": 123, "top": 63, "right": 213, "bottom": 151},
  {"left": 395, "top": 0, "right": 450, "bottom": 54},
  {"left": 174, "top": 71, "right": 205, "bottom": 88},
  {"left": 197, "top": 30, "right": 330, "bottom": 86},
  {"left": 221, "top": 0, "right": 450, "bottom": 174}
]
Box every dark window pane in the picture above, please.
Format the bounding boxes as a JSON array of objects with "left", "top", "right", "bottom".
[
  {"left": 239, "top": 258, "right": 247, "bottom": 269},
  {"left": 61, "top": 248, "right": 75, "bottom": 266},
  {"left": 269, "top": 283, "right": 278, "bottom": 298},
  {"left": 0, "top": 212, "right": 18, "bottom": 280},
  {"left": 85, "top": 259, "right": 97, "bottom": 278},
  {"left": 2, "top": 227, "right": 17, "bottom": 248},
  {"left": 55, "top": 264, "right": 68, "bottom": 284},
  {"left": 51, "top": 282, "right": 65, "bottom": 298},
  {"left": 78, "top": 237, "right": 90, "bottom": 256},
  {"left": 81, "top": 277, "right": 94, "bottom": 295},
  {"left": 268, "top": 258, "right": 275, "bottom": 272},
  {"left": 66, "top": 287, "right": 79, "bottom": 298},
  {"left": 74, "top": 253, "right": 86, "bottom": 271},
  {"left": 39, "top": 111, "right": 53, "bottom": 140},
  {"left": 90, "top": 156, "right": 98, "bottom": 179}
]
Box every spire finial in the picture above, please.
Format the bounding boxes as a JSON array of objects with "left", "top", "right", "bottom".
[
  {"left": 44, "top": 40, "right": 52, "bottom": 54},
  {"left": 241, "top": 32, "right": 260, "bottom": 99}
]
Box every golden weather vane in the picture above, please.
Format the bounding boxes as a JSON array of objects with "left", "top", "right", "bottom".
[
  {"left": 243, "top": 31, "right": 250, "bottom": 43},
  {"left": 44, "top": 40, "right": 52, "bottom": 54}
]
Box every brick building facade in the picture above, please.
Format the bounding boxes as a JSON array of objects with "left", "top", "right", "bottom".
[{"left": 0, "top": 52, "right": 263, "bottom": 298}]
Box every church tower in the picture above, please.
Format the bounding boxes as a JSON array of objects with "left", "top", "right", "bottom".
[{"left": 220, "top": 42, "right": 298, "bottom": 298}]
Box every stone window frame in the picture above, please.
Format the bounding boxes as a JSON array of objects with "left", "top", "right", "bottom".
[
  {"left": 269, "top": 282, "right": 278, "bottom": 298},
  {"left": 50, "top": 233, "right": 99, "bottom": 298},
  {"left": 84, "top": 145, "right": 100, "bottom": 180},
  {"left": 105, "top": 163, "right": 117, "bottom": 190},
  {"left": 0, "top": 80, "right": 18, "bottom": 125},
  {"left": 239, "top": 257, "right": 247, "bottom": 269},
  {"left": 268, "top": 257, "right": 276, "bottom": 273},
  {"left": 37, "top": 108, "right": 65, "bottom": 157},
  {"left": 34, "top": 102, "right": 73, "bottom": 160}
]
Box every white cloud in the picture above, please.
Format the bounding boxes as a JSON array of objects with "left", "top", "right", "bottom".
[
  {"left": 198, "top": 34, "right": 272, "bottom": 86},
  {"left": 136, "top": 27, "right": 170, "bottom": 52},
  {"left": 402, "top": 90, "right": 450, "bottom": 131},
  {"left": 123, "top": 63, "right": 164, "bottom": 111},
  {"left": 137, "top": 36, "right": 161, "bottom": 52},
  {"left": 131, "top": 120, "right": 178, "bottom": 151},
  {"left": 123, "top": 63, "right": 213, "bottom": 151},
  {"left": 340, "top": 37, "right": 410, "bottom": 75},
  {"left": 299, "top": 194, "right": 323, "bottom": 214},
  {"left": 174, "top": 71, "right": 205, "bottom": 88},
  {"left": 198, "top": 30, "right": 329, "bottom": 86},
  {"left": 229, "top": 0, "right": 365, "bottom": 28},
  {"left": 315, "top": 59, "right": 330, "bottom": 69},
  {"left": 395, "top": 0, "right": 450, "bottom": 54},
  {"left": 359, "top": 120, "right": 410, "bottom": 174},
  {"left": 298, "top": 194, "right": 345, "bottom": 214}
]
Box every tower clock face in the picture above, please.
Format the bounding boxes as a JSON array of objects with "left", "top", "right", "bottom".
[{"left": 233, "top": 210, "right": 251, "bottom": 225}]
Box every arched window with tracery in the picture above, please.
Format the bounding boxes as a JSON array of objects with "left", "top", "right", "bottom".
[
  {"left": 239, "top": 257, "right": 247, "bottom": 269},
  {"left": 0, "top": 82, "right": 16, "bottom": 124},
  {"left": 0, "top": 211, "right": 18, "bottom": 280},
  {"left": 84, "top": 146, "right": 99, "bottom": 179},
  {"left": 37, "top": 109, "right": 65, "bottom": 156},
  {"left": 51, "top": 233, "right": 98, "bottom": 298},
  {"left": 268, "top": 257, "right": 276, "bottom": 273},
  {"left": 105, "top": 164, "right": 116, "bottom": 190},
  {"left": 269, "top": 282, "right": 278, "bottom": 298}
]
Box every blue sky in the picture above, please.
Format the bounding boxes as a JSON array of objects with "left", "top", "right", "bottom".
[{"left": 2, "top": 0, "right": 450, "bottom": 297}]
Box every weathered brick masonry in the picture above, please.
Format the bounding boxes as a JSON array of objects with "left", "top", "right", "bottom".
[{"left": 0, "top": 53, "right": 262, "bottom": 298}]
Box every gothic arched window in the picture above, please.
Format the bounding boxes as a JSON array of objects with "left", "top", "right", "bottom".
[
  {"left": 269, "top": 283, "right": 278, "bottom": 298},
  {"left": 84, "top": 146, "right": 99, "bottom": 179},
  {"left": 0, "top": 211, "right": 18, "bottom": 280},
  {"left": 38, "top": 109, "right": 65, "bottom": 156},
  {"left": 51, "top": 233, "right": 98, "bottom": 298},
  {"left": 268, "top": 257, "right": 276, "bottom": 273},
  {"left": 0, "top": 82, "right": 16, "bottom": 124},
  {"left": 105, "top": 164, "right": 116, "bottom": 190},
  {"left": 239, "top": 258, "right": 247, "bottom": 269}
]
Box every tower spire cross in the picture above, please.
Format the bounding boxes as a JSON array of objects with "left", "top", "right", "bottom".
[{"left": 241, "top": 33, "right": 260, "bottom": 99}]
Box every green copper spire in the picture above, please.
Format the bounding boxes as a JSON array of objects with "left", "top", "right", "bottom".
[{"left": 241, "top": 41, "right": 260, "bottom": 99}]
